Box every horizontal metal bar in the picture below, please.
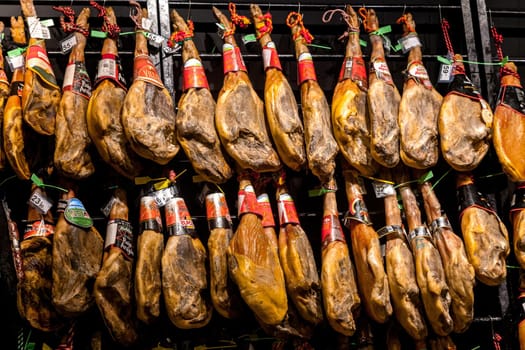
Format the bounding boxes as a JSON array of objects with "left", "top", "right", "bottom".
[
  {"left": 472, "top": 316, "right": 503, "bottom": 323},
  {"left": 168, "top": 2, "right": 461, "bottom": 10},
  {"left": 487, "top": 10, "right": 525, "bottom": 16}
]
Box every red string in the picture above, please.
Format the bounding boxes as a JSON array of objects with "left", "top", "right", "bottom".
[
  {"left": 286, "top": 12, "right": 314, "bottom": 44},
  {"left": 441, "top": 18, "right": 455, "bottom": 57},
  {"left": 493, "top": 333, "right": 502, "bottom": 350},
  {"left": 491, "top": 25, "right": 504, "bottom": 62},
  {"left": 168, "top": 19, "right": 194, "bottom": 47},
  {"left": 396, "top": 14, "right": 416, "bottom": 33},
  {"left": 90, "top": 0, "right": 121, "bottom": 39},
  {"left": 53, "top": 6, "right": 89, "bottom": 36},
  {"left": 255, "top": 12, "right": 273, "bottom": 39},
  {"left": 224, "top": 2, "right": 250, "bottom": 37}
]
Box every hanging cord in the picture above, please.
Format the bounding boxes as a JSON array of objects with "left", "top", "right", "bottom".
[
  {"left": 440, "top": 18, "right": 465, "bottom": 74},
  {"left": 286, "top": 12, "right": 313, "bottom": 44},
  {"left": 322, "top": 8, "right": 359, "bottom": 41},
  {"left": 168, "top": 19, "right": 194, "bottom": 47},
  {"left": 53, "top": 6, "right": 89, "bottom": 36},
  {"left": 396, "top": 13, "right": 415, "bottom": 33},
  {"left": 224, "top": 2, "right": 250, "bottom": 37},
  {"left": 55, "top": 322, "right": 75, "bottom": 350},
  {"left": 255, "top": 12, "right": 273, "bottom": 39},
  {"left": 491, "top": 24, "right": 520, "bottom": 79},
  {"left": 90, "top": 0, "right": 121, "bottom": 38}
]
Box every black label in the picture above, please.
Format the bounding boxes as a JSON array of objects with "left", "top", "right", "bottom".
[
  {"left": 140, "top": 218, "right": 162, "bottom": 233},
  {"left": 497, "top": 85, "right": 525, "bottom": 115},
  {"left": 457, "top": 183, "right": 495, "bottom": 215},
  {"left": 106, "top": 219, "right": 135, "bottom": 259},
  {"left": 343, "top": 197, "right": 372, "bottom": 227},
  {"left": 208, "top": 217, "right": 232, "bottom": 230},
  {"left": 9, "top": 81, "right": 23, "bottom": 97},
  {"left": 449, "top": 73, "right": 482, "bottom": 100},
  {"left": 511, "top": 186, "right": 525, "bottom": 211}
]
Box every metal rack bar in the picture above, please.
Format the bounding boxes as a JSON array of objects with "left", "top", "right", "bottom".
[
  {"left": 167, "top": 2, "right": 462, "bottom": 10},
  {"left": 476, "top": 0, "right": 498, "bottom": 104},
  {"left": 461, "top": 0, "right": 481, "bottom": 89}
]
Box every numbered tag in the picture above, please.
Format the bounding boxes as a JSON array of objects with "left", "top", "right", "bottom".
[
  {"left": 398, "top": 33, "right": 421, "bottom": 54},
  {"left": 60, "top": 33, "right": 77, "bottom": 54},
  {"left": 372, "top": 182, "right": 395, "bottom": 198},
  {"left": 153, "top": 187, "right": 176, "bottom": 208},
  {"left": 438, "top": 63, "right": 454, "bottom": 83},
  {"left": 29, "top": 191, "right": 53, "bottom": 214},
  {"left": 6, "top": 54, "right": 25, "bottom": 71},
  {"left": 142, "top": 18, "right": 153, "bottom": 32},
  {"left": 101, "top": 196, "right": 117, "bottom": 217},
  {"left": 163, "top": 43, "right": 181, "bottom": 56},
  {"left": 27, "top": 17, "right": 51, "bottom": 39},
  {"left": 144, "top": 32, "right": 165, "bottom": 48}
]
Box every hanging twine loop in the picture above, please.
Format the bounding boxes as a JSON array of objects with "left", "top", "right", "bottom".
[
  {"left": 396, "top": 13, "right": 415, "bottom": 33},
  {"left": 322, "top": 8, "right": 359, "bottom": 41},
  {"left": 168, "top": 19, "right": 194, "bottom": 47},
  {"left": 53, "top": 6, "right": 89, "bottom": 36},
  {"left": 440, "top": 18, "right": 455, "bottom": 57},
  {"left": 90, "top": 0, "right": 121, "bottom": 39},
  {"left": 224, "top": 2, "right": 250, "bottom": 37},
  {"left": 490, "top": 24, "right": 520, "bottom": 79},
  {"left": 286, "top": 12, "right": 314, "bottom": 44},
  {"left": 255, "top": 12, "right": 273, "bottom": 39}
]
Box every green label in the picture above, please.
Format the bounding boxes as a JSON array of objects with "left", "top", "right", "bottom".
[{"left": 64, "top": 198, "right": 93, "bottom": 229}]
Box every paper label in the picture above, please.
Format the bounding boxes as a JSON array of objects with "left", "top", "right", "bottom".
[
  {"left": 62, "top": 61, "right": 91, "bottom": 99},
  {"left": 262, "top": 42, "right": 282, "bottom": 71},
  {"left": 27, "top": 16, "right": 51, "bottom": 39},
  {"left": 101, "top": 196, "right": 117, "bottom": 217},
  {"left": 339, "top": 56, "right": 367, "bottom": 89},
  {"left": 343, "top": 197, "right": 372, "bottom": 227},
  {"left": 134, "top": 54, "right": 164, "bottom": 88},
  {"left": 105, "top": 219, "right": 134, "bottom": 259},
  {"left": 223, "top": 44, "right": 247, "bottom": 74},
  {"left": 277, "top": 193, "right": 300, "bottom": 225},
  {"left": 6, "top": 54, "right": 25, "bottom": 71},
  {"left": 60, "top": 33, "right": 77, "bottom": 54},
  {"left": 206, "top": 192, "right": 232, "bottom": 230},
  {"left": 297, "top": 52, "right": 317, "bottom": 84},
  {"left": 398, "top": 33, "right": 421, "bottom": 54},
  {"left": 26, "top": 44, "right": 58, "bottom": 88},
  {"left": 64, "top": 198, "right": 93, "bottom": 229},
  {"left": 183, "top": 58, "right": 209, "bottom": 90},
  {"left": 165, "top": 197, "right": 196, "bottom": 236},
  {"left": 144, "top": 32, "right": 164, "bottom": 48},
  {"left": 257, "top": 193, "right": 275, "bottom": 228},
  {"left": 372, "top": 182, "right": 396, "bottom": 199},
  {"left": 152, "top": 185, "right": 179, "bottom": 208},
  {"left": 28, "top": 190, "right": 53, "bottom": 214},
  {"left": 321, "top": 214, "right": 345, "bottom": 247},
  {"left": 95, "top": 54, "right": 127, "bottom": 90},
  {"left": 238, "top": 185, "right": 260, "bottom": 217},
  {"left": 438, "top": 63, "right": 454, "bottom": 83},
  {"left": 497, "top": 85, "right": 525, "bottom": 115},
  {"left": 371, "top": 58, "right": 394, "bottom": 85},
  {"left": 407, "top": 61, "right": 433, "bottom": 89},
  {"left": 139, "top": 196, "right": 162, "bottom": 233},
  {"left": 23, "top": 220, "right": 54, "bottom": 239}
]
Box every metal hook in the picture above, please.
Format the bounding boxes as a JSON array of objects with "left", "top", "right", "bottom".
[
  {"left": 402, "top": 4, "right": 406, "bottom": 15},
  {"left": 187, "top": 0, "right": 191, "bottom": 20},
  {"left": 438, "top": 4, "right": 443, "bottom": 23},
  {"left": 297, "top": 2, "right": 301, "bottom": 16},
  {"left": 489, "top": 9, "right": 493, "bottom": 27}
]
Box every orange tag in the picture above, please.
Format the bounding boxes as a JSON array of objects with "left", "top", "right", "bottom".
[
  {"left": 321, "top": 214, "right": 345, "bottom": 247},
  {"left": 277, "top": 193, "right": 300, "bottom": 226},
  {"left": 297, "top": 52, "right": 317, "bottom": 84},
  {"left": 24, "top": 220, "right": 54, "bottom": 239},
  {"left": 206, "top": 192, "right": 232, "bottom": 230},
  {"left": 26, "top": 44, "right": 58, "bottom": 89},
  {"left": 139, "top": 196, "right": 162, "bottom": 233},
  {"left": 223, "top": 44, "right": 247, "bottom": 74},
  {"left": 238, "top": 185, "right": 260, "bottom": 216},
  {"left": 134, "top": 54, "right": 164, "bottom": 88},
  {"left": 165, "top": 197, "right": 196, "bottom": 236},
  {"left": 339, "top": 56, "right": 368, "bottom": 89},
  {"left": 182, "top": 58, "right": 209, "bottom": 91},
  {"left": 262, "top": 42, "right": 282, "bottom": 71},
  {"left": 257, "top": 193, "right": 275, "bottom": 228}
]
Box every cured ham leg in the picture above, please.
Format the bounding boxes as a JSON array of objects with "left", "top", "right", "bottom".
[
  {"left": 227, "top": 176, "right": 287, "bottom": 325},
  {"left": 382, "top": 170, "right": 427, "bottom": 340},
  {"left": 419, "top": 177, "right": 475, "bottom": 333},
  {"left": 397, "top": 14, "right": 442, "bottom": 169},
  {"left": 288, "top": 12, "right": 338, "bottom": 184},
  {"left": 87, "top": 6, "right": 142, "bottom": 179},
  {"left": 53, "top": 7, "right": 94, "bottom": 179},
  {"left": 512, "top": 183, "right": 525, "bottom": 269},
  {"left": 361, "top": 8, "right": 400, "bottom": 168},
  {"left": 439, "top": 56, "right": 493, "bottom": 171},
  {"left": 121, "top": 5, "right": 179, "bottom": 164},
  {"left": 171, "top": 9, "right": 232, "bottom": 184},
  {"left": 343, "top": 169, "right": 391, "bottom": 323},
  {"left": 20, "top": 0, "right": 61, "bottom": 136},
  {"left": 4, "top": 17, "right": 30, "bottom": 180},
  {"left": 456, "top": 172, "right": 509, "bottom": 285},
  {"left": 397, "top": 169, "right": 453, "bottom": 336},
  {"left": 493, "top": 62, "right": 525, "bottom": 182},
  {"left": 331, "top": 5, "right": 377, "bottom": 176},
  {"left": 321, "top": 177, "right": 360, "bottom": 335},
  {"left": 250, "top": 4, "right": 306, "bottom": 172},
  {"left": 211, "top": 6, "right": 281, "bottom": 173},
  {"left": 94, "top": 188, "right": 138, "bottom": 346}
]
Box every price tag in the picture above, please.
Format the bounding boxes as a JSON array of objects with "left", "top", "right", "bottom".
[
  {"left": 60, "top": 33, "right": 77, "bottom": 54},
  {"left": 27, "top": 17, "right": 51, "bottom": 39},
  {"left": 40, "top": 19, "right": 54, "bottom": 28},
  {"left": 142, "top": 18, "right": 153, "bottom": 32},
  {"left": 153, "top": 187, "right": 176, "bottom": 208},
  {"left": 101, "top": 196, "right": 116, "bottom": 217},
  {"left": 144, "top": 32, "right": 165, "bottom": 48},
  {"left": 6, "top": 54, "right": 25, "bottom": 71},
  {"left": 163, "top": 43, "right": 181, "bottom": 56},
  {"left": 242, "top": 34, "right": 257, "bottom": 44},
  {"left": 372, "top": 182, "right": 395, "bottom": 198},
  {"left": 382, "top": 35, "right": 392, "bottom": 55},
  {"left": 438, "top": 63, "right": 453, "bottom": 83},
  {"left": 398, "top": 34, "right": 421, "bottom": 54},
  {"left": 29, "top": 191, "right": 53, "bottom": 214}
]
